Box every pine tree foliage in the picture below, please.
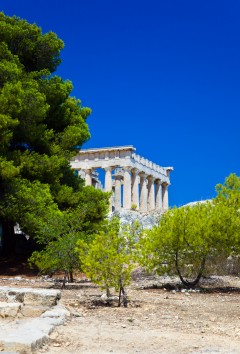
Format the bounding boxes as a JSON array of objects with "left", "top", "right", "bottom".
[
  {"left": 139, "top": 194, "right": 240, "bottom": 287},
  {"left": 0, "top": 13, "right": 109, "bottom": 255}
]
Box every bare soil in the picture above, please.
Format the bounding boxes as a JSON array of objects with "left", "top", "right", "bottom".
[{"left": 1, "top": 261, "right": 240, "bottom": 353}]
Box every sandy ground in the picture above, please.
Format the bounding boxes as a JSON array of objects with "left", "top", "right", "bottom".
[{"left": 1, "top": 272, "right": 240, "bottom": 354}]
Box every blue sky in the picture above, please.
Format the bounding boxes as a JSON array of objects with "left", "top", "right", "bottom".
[{"left": 1, "top": 0, "right": 240, "bottom": 206}]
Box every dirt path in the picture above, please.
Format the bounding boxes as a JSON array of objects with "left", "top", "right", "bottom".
[
  {"left": 38, "top": 278, "right": 240, "bottom": 354},
  {"left": 1, "top": 272, "right": 240, "bottom": 353}
]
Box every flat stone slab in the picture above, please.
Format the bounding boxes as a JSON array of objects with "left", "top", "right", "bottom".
[
  {"left": 0, "top": 288, "right": 66, "bottom": 352},
  {"left": 41, "top": 305, "right": 70, "bottom": 319},
  {"left": 0, "top": 287, "right": 61, "bottom": 306},
  {"left": 0, "top": 303, "right": 22, "bottom": 318},
  {"left": 21, "top": 305, "right": 50, "bottom": 317},
  {"left": 0, "top": 306, "right": 68, "bottom": 353}
]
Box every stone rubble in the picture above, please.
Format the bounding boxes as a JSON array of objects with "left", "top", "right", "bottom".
[{"left": 112, "top": 209, "right": 163, "bottom": 229}]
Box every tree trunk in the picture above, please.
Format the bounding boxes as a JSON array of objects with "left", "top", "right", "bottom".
[
  {"left": 121, "top": 285, "right": 128, "bottom": 308},
  {"left": 118, "top": 283, "right": 128, "bottom": 308},
  {"left": 69, "top": 271, "right": 74, "bottom": 283},
  {"left": 118, "top": 286, "right": 121, "bottom": 307},
  {"left": 175, "top": 251, "right": 207, "bottom": 287},
  {"left": 61, "top": 271, "right": 67, "bottom": 289}
]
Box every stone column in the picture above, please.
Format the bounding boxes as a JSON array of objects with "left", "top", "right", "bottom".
[
  {"left": 147, "top": 176, "right": 155, "bottom": 211},
  {"left": 104, "top": 167, "right": 113, "bottom": 211},
  {"left": 84, "top": 169, "right": 92, "bottom": 186},
  {"left": 162, "top": 182, "right": 169, "bottom": 210},
  {"left": 104, "top": 167, "right": 113, "bottom": 192},
  {"left": 131, "top": 169, "right": 139, "bottom": 210},
  {"left": 139, "top": 173, "right": 148, "bottom": 212},
  {"left": 114, "top": 175, "right": 122, "bottom": 211},
  {"left": 155, "top": 179, "right": 162, "bottom": 210},
  {"left": 123, "top": 167, "right": 132, "bottom": 209}
]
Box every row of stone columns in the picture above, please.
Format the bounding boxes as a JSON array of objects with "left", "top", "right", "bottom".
[
  {"left": 113, "top": 168, "right": 169, "bottom": 212},
  {"left": 83, "top": 166, "right": 169, "bottom": 212}
]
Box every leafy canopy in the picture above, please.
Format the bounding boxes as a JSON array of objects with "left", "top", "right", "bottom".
[
  {"left": 139, "top": 198, "right": 239, "bottom": 287},
  {"left": 77, "top": 217, "right": 141, "bottom": 304},
  {"left": 0, "top": 13, "right": 108, "bottom": 253},
  {"left": 215, "top": 173, "right": 240, "bottom": 210}
]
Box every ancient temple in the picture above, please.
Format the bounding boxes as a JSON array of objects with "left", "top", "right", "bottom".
[{"left": 71, "top": 146, "right": 173, "bottom": 212}]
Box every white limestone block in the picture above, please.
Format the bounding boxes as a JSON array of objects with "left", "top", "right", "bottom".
[{"left": 0, "top": 302, "right": 22, "bottom": 318}]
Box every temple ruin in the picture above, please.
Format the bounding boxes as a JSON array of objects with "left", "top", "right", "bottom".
[{"left": 71, "top": 146, "right": 173, "bottom": 212}]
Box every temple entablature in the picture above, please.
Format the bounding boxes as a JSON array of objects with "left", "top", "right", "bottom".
[{"left": 71, "top": 146, "right": 173, "bottom": 212}]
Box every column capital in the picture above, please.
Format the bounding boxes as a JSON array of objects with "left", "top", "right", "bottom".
[
  {"left": 131, "top": 168, "right": 139, "bottom": 175},
  {"left": 162, "top": 181, "right": 169, "bottom": 187},
  {"left": 104, "top": 166, "right": 113, "bottom": 172},
  {"left": 147, "top": 175, "right": 154, "bottom": 182},
  {"left": 123, "top": 166, "right": 132, "bottom": 172}
]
